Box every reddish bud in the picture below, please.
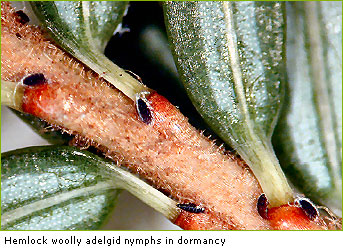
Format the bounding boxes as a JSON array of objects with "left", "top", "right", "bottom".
[{"left": 267, "top": 204, "right": 325, "bottom": 230}]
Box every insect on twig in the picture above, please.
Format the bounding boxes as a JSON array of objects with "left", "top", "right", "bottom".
[{"left": 177, "top": 203, "right": 205, "bottom": 213}]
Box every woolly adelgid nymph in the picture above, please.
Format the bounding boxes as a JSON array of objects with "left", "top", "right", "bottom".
[
  {"left": 22, "top": 73, "right": 47, "bottom": 86},
  {"left": 135, "top": 92, "right": 153, "bottom": 125},
  {"left": 177, "top": 203, "right": 205, "bottom": 214}
]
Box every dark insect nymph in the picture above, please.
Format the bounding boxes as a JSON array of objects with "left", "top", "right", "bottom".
[
  {"left": 22, "top": 73, "right": 47, "bottom": 86},
  {"left": 257, "top": 193, "right": 269, "bottom": 219},
  {"left": 177, "top": 203, "right": 205, "bottom": 213},
  {"left": 135, "top": 93, "right": 153, "bottom": 125},
  {"left": 15, "top": 10, "right": 30, "bottom": 24},
  {"left": 295, "top": 197, "right": 319, "bottom": 221}
]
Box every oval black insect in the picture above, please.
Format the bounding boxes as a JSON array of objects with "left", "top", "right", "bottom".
[
  {"left": 296, "top": 198, "right": 319, "bottom": 221},
  {"left": 15, "top": 10, "right": 30, "bottom": 25},
  {"left": 257, "top": 193, "right": 269, "bottom": 219},
  {"left": 177, "top": 203, "right": 205, "bottom": 213},
  {"left": 22, "top": 73, "right": 47, "bottom": 86},
  {"left": 136, "top": 97, "right": 153, "bottom": 124}
]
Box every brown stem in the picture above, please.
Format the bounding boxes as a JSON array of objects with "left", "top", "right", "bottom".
[{"left": 1, "top": 2, "right": 270, "bottom": 230}]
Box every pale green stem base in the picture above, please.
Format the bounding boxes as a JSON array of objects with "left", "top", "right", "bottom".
[
  {"left": 236, "top": 136, "right": 294, "bottom": 207},
  {"left": 103, "top": 163, "right": 179, "bottom": 221},
  {"left": 1, "top": 80, "right": 25, "bottom": 111}
]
